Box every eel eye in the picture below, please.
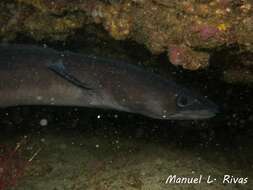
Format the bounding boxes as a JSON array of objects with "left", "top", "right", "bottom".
[{"left": 177, "top": 94, "right": 193, "bottom": 107}]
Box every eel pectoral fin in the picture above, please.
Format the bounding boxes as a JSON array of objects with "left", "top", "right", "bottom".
[{"left": 48, "top": 62, "right": 92, "bottom": 90}]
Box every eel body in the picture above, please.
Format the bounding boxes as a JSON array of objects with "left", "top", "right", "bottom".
[{"left": 0, "top": 44, "right": 218, "bottom": 120}]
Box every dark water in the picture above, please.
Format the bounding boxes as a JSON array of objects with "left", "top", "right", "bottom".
[{"left": 0, "top": 32, "right": 252, "bottom": 190}]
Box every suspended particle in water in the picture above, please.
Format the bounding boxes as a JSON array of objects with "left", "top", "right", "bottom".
[
  {"left": 39, "top": 119, "right": 48, "bottom": 126},
  {"left": 50, "top": 97, "right": 55, "bottom": 105},
  {"left": 36, "top": 96, "right": 43, "bottom": 101}
]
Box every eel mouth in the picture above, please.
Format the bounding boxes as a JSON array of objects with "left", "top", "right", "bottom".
[{"left": 167, "top": 109, "right": 219, "bottom": 120}]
